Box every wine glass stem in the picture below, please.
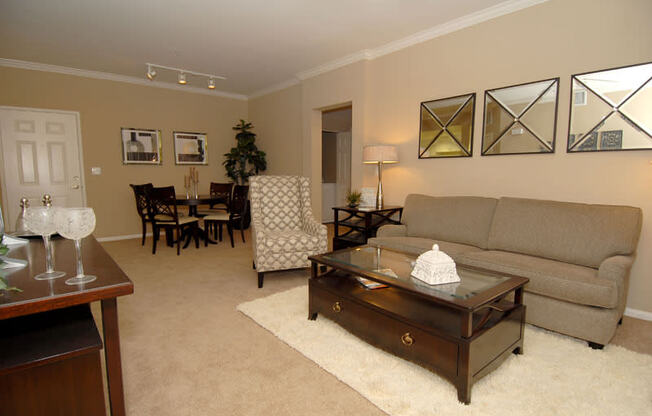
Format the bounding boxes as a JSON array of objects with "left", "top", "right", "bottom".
[
  {"left": 74, "top": 239, "right": 85, "bottom": 278},
  {"left": 43, "top": 234, "right": 54, "bottom": 273}
]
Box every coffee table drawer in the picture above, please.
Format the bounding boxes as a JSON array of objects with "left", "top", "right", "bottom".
[{"left": 310, "top": 284, "right": 459, "bottom": 377}]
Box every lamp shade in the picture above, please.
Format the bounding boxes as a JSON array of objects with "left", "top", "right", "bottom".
[{"left": 363, "top": 145, "right": 399, "bottom": 164}]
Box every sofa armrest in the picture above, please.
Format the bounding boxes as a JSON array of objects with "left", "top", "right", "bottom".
[
  {"left": 598, "top": 255, "right": 635, "bottom": 315},
  {"left": 376, "top": 224, "right": 407, "bottom": 238}
]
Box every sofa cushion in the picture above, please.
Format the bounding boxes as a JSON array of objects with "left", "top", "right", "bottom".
[
  {"left": 368, "top": 236, "right": 483, "bottom": 258},
  {"left": 402, "top": 194, "right": 497, "bottom": 249},
  {"left": 488, "top": 197, "right": 642, "bottom": 268},
  {"left": 456, "top": 250, "right": 618, "bottom": 308}
]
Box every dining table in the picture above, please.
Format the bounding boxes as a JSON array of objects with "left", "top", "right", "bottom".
[
  {"left": 175, "top": 194, "right": 226, "bottom": 217},
  {"left": 0, "top": 235, "right": 134, "bottom": 416},
  {"left": 176, "top": 194, "right": 228, "bottom": 245}
]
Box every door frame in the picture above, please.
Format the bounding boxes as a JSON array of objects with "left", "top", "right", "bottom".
[{"left": 0, "top": 106, "right": 88, "bottom": 219}]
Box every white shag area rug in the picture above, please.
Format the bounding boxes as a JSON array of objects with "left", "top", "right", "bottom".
[{"left": 237, "top": 285, "right": 652, "bottom": 416}]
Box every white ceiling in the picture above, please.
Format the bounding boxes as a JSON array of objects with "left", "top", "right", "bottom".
[{"left": 0, "top": 0, "right": 542, "bottom": 97}]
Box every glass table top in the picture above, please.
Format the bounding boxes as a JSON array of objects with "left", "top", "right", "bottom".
[{"left": 315, "top": 245, "right": 513, "bottom": 301}]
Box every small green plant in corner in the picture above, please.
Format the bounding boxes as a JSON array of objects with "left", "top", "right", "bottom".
[
  {"left": 223, "top": 120, "right": 267, "bottom": 185},
  {"left": 0, "top": 242, "right": 22, "bottom": 293},
  {"left": 346, "top": 190, "right": 362, "bottom": 207}
]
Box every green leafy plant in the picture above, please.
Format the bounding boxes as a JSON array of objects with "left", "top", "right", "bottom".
[
  {"left": 0, "top": 243, "right": 22, "bottom": 293},
  {"left": 223, "top": 120, "right": 267, "bottom": 185},
  {"left": 346, "top": 190, "right": 362, "bottom": 207}
]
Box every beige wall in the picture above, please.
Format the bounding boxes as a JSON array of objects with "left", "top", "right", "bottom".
[
  {"left": 248, "top": 84, "right": 303, "bottom": 176},
  {"left": 0, "top": 67, "right": 247, "bottom": 238},
  {"left": 251, "top": 0, "right": 652, "bottom": 313}
]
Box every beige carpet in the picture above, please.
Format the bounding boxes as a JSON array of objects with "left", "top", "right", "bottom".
[
  {"left": 238, "top": 285, "right": 652, "bottom": 416},
  {"left": 95, "top": 234, "right": 652, "bottom": 416}
]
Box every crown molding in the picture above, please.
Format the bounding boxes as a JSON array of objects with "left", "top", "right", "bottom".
[
  {"left": 294, "top": 0, "right": 549, "bottom": 82},
  {"left": 296, "top": 49, "right": 374, "bottom": 81},
  {"left": 248, "top": 77, "right": 301, "bottom": 100},
  {"left": 0, "top": 58, "right": 248, "bottom": 101}
]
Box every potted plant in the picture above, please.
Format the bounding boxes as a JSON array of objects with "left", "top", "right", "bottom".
[
  {"left": 0, "top": 243, "right": 22, "bottom": 294},
  {"left": 223, "top": 120, "right": 267, "bottom": 185},
  {"left": 346, "top": 190, "right": 362, "bottom": 208},
  {"left": 223, "top": 120, "right": 267, "bottom": 229}
]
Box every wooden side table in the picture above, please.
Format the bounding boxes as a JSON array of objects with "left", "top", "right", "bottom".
[{"left": 332, "top": 205, "right": 403, "bottom": 250}]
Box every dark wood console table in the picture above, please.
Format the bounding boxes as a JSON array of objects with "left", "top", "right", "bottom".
[
  {"left": 332, "top": 205, "right": 403, "bottom": 250},
  {"left": 0, "top": 236, "right": 134, "bottom": 416}
]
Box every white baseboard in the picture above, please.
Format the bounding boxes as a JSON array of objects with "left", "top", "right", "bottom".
[
  {"left": 624, "top": 307, "right": 652, "bottom": 321},
  {"left": 97, "top": 233, "right": 151, "bottom": 242}
]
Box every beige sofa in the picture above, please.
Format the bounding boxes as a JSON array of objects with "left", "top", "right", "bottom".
[{"left": 369, "top": 194, "right": 642, "bottom": 348}]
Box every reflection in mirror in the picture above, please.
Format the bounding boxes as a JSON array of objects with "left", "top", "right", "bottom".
[
  {"left": 419, "top": 93, "right": 475, "bottom": 158},
  {"left": 482, "top": 78, "right": 558, "bottom": 155},
  {"left": 568, "top": 62, "right": 652, "bottom": 152}
]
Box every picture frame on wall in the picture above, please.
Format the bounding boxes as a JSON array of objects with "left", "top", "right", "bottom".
[
  {"left": 173, "top": 131, "right": 208, "bottom": 165},
  {"left": 121, "top": 128, "right": 162, "bottom": 164}
]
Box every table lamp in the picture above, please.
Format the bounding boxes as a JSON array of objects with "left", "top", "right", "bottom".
[{"left": 363, "top": 145, "right": 399, "bottom": 208}]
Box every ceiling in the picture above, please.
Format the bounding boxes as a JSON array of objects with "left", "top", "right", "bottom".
[{"left": 1, "top": 0, "right": 534, "bottom": 97}]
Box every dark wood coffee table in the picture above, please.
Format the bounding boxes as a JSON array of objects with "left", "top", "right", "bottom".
[{"left": 308, "top": 245, "right": 528, "bottom": 404}]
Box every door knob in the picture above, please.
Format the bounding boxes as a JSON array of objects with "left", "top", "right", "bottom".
[{"left": 71, "top": 176, "right": 80, "bottom": 189}]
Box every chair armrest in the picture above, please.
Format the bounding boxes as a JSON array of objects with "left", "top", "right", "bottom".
[
  {"left": 303, "top": 217, "right": 328, "bottom": 238},
  {"left": 251, "top": 217, "right": 267, "bottom": 240},
  {"left": 598, "top": 255, "right": 635, "bottom": 313},
  {"left": 376, "top": 224, "right": 407, "bottom": 238}
]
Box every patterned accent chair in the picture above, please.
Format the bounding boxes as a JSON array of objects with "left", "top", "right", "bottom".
[{"left": 250, "top": 176, "right": 328, "bottom": 288}]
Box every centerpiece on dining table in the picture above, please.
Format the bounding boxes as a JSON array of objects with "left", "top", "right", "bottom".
[{"left": 184, "top": 167, "right": 199, "bottom": 199}]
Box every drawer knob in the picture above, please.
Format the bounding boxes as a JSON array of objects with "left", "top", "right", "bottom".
[
  {"left": 332, "top": 302, "right": 342, "bottom": 313},
  {"left": 401, "top": 332, "right": 414, "bottom": 346}
]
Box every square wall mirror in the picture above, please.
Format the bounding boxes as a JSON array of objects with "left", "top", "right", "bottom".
[
  {"left": 482, "top": 78, "right": 559, "bottom": 156},
  {"left": 419, "top": 93, "right": 475, "bottom": 158},
  {"left": 568, "top": 62, "right": 652, "bottom": 152}
]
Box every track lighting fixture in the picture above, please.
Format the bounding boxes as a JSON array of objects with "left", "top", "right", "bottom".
[
  {"left": 146, "top": 64, "right": 157, "bottom": 80},
  {"left": 145, "top": 63, "right": 225, "bottom": 90}
]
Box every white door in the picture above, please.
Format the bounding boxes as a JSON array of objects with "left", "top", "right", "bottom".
[{"left": 0, "top": 107, "right": 85, "bottom": 231}]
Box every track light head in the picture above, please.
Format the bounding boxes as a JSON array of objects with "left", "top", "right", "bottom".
[
  {"left": 208, "top": 78, "right": 216, "bottom": 89},
  {"left": 178, "top": 72, "right": 187, "bottom": 85},
  {"left": 146, "top": 65, "right": 157, "bottom": 80}
]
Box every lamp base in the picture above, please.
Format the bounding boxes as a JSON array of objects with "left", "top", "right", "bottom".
[{"left": 376, "top": 161, "right": 384, "bottom": 209}]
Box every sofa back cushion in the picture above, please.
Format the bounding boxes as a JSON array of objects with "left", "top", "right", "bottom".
[
  {"left": 488, "top": 197, "right": 642, "bottom": 268},
  {"left": 403, "top": 194, "right": 498, "bottom": 249}
]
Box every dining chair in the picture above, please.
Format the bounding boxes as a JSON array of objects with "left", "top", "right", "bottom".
[
  {"left": 129, "top": 183, "right": 154, "bottom": 246},
  {"left": 203, "top": 184, "right": 248, "bottom": 248},
  {"left": 196, "top": 182, "right": 234, "bottom": 217},
  {"left": 147, "top": 186, "right": 200, "bottom": 255}
]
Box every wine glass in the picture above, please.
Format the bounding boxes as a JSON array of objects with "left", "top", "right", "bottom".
[
  {"left": 24, "top": 206, "right": 66, "bottom": 280},
  {"left": 55, "top": 207, "right": 97, "bottom": 285}
]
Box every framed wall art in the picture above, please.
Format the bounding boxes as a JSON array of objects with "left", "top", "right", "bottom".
[
  {"left": 174, "top": 131, "right": 208, "bottom": 165},
  {"left": 121, "top": 128, "right": 162, "bottom": 164}
]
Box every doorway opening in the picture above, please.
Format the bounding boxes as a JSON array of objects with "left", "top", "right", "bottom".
[{"left": 321, "top": 105, "right": 352, "bottom": 223}]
